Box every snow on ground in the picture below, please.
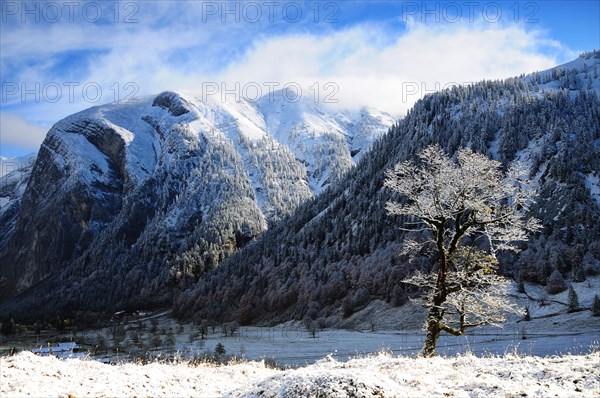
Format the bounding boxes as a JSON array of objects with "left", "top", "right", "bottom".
[
  {"left": 1, "top": 350, "right": 598, "bottom": 397},
  {"left": 585, "top": 172, "right": 600, "bottom": 209},
  {"left": 2, "top": 279, "right": 598, "bottom": 396}
]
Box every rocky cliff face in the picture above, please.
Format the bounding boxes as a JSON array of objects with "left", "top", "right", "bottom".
[{"left": 0, "top": 91, "right": 394, "bottom": 318}]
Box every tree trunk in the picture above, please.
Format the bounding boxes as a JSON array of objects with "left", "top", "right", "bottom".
[
  {"left": 421, "top": 221, "right": 448, "bottom": 357},
  {"left": 422, "top": 307, "right": 442, "bottom": 357}
]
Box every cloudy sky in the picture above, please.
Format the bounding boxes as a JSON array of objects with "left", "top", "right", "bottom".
[{"left": 1, "top": 0, "right": 598, "bottom": 157}]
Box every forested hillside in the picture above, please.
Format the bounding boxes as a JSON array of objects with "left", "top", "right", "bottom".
[{"left": 174, "top": 52, "right": 600, "bottom": 325}]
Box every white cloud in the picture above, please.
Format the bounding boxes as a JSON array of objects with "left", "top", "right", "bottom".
[
  {"left": 212, "top": 21, "right": 569, "bottom": 116},
  {"left": 0, "top": 112, "right": 49, "bottom": 153},
  {"left": 0, "top": 6, "right": 577, "bottom": 143}
]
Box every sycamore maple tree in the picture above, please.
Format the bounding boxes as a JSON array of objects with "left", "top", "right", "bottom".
[{"left": 384, "top": 145, "right": 540, "bottom": 357}]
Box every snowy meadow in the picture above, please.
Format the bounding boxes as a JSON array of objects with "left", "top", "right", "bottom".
[
  {"left": 2, "top": 350, "right": 599, "bottom": 397},
  {"left": 1, "top": 278, "right": 599, "bottom": 397}
]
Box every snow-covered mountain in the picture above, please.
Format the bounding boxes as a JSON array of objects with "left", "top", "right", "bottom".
[
  {"left": 175, "top": 51, "right": 600, "bottom": 324},
  {"left": 0, "top": 154, "right": 36, "bottom": 178},
  {"left": 0, "top": 90, "right": 393, "bottom": 314},
  {"left": 0, "top": 154, "right": 36, "bottom": 255}
]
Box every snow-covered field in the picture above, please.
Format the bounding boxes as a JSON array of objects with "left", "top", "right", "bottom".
[
  {"left": 1, "top": 278, "right": 598, "bottom": 396},
  {"left": 2, "top": 350, "right": 598, "bottom": 397}
]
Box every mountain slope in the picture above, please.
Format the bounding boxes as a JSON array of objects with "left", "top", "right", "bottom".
[
  {"left": 0, "top": 154, "right": 36, "bottom": 272},
  {"left": 0, "top": 92, "right": 393, "bottom": 320},
  {"left": 175, "top": 51, "right": 600, "bottom": 325}
]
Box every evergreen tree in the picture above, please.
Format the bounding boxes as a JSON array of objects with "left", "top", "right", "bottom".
[
  {"left": 214, "top": 342, "right": 226, "bottom": 356},
  {"left": 567, "top": 285, "right": 579, "bottom": 312},
  {"left": 151, "top": 334, "right": 162, "bottom": 350},
  {"left": 592, "top": 295, "right": 600, "bottom": 316},
  {"left": 523, "top": 306, "right": 531, "bottom": 321}
]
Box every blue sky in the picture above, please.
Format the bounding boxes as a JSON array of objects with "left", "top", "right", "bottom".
[{"left": 1, "top": 0, "right": 598, "bottom": 157}]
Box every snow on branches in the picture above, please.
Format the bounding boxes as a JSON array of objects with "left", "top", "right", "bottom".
[{"left": 385, "top": 145, "right": 540, "bottom": 356}]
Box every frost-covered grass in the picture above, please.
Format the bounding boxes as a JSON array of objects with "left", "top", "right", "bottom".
[{"left": 1, "top": 350, "right": 598, "bottom": 397}]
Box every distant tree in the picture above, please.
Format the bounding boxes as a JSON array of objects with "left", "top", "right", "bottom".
[
  {"left": 308, "top": 321, "right": 318, "bottom": 338},
  {"left": 32, "top": 321, "right": 41, "bottom": 337},
  {"left": 592, "top": 295, "right": 600, "bottom": 316},
  {"left": 523, "top": 306, "right": 531, "bottom": 321},
  {"left": 214, "top": 342, "right": 225, "bottom": 356},
  {"left": 165, "top": 332, "right": 176, "bottom": 347},
  {"left": 150, "top": 318, "right": 159, "bottom": 333},
  {"left": 567, "top": 285, "right": 579, "bottom": 312},
  {"left": 221, "top": 323, "right": 229, "bottom": 337},
  {"left": 385, "top": 145, "right": 539, "bottom": 357},
  {"left": 130, "top": 331, "right": 140, "bottom": 346},
  {"left": 517, "top": 275, "right": 526, "bottom": 294},
  {"left": 341, "top": 296, "right": 354, "bottom": 318},
  {"left": 151, "top": 334, "right": 162, "bottom": 350},
  {"left": 200, "top": 319, "right": 208, "bottom": 339},
  {"left": 95, "top": 335, "right": 107, "bottom": 355},
  {"left": 1, "top": 319, "right": 14, "bottom": 336},
  {"left": 369, "top": 317, "right": 376, "bottom": 332},
  {"left": 55, "top": 316, "right": 65, "bottom": 332},
  {"left": 228, "top": 321, "right": 239, "bottom": 336},
  {"left": 546, "top": 270, "right": 567, "bottom": 294},
  {"left": 112, "top": 342, "right": 122, "bottom": 353},
  {"left": 572, "top": 265, "right": 586, "bottom": 283},
  {"left": 133, "top": 332, "right": 145, "bottom": 349}
]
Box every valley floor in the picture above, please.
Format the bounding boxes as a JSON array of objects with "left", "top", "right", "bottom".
[{"left": 1, "top": 350, "right": 598, "bottom": 397}]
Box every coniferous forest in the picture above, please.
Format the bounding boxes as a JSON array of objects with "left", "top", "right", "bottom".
[{"left": 175, "top": 53, "right": 600, "bottom": 325}]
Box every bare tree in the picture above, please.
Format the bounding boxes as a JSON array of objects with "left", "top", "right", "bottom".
[{"left": 385, "top": 145, "right": 539, "bottom": 357}]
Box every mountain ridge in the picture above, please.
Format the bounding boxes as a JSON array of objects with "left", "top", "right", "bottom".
[
  {"left": 173, "top": 51, "right": 600, "bottom": 325},
  {"left": 0, "top": 90, "right": 394, "bottom": 319}
]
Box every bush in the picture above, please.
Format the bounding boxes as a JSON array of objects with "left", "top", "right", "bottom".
[{"left": 262, "top": 357, "right": 281, "bottom": 369}]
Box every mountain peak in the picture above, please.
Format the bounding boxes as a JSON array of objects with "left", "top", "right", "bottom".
[{"left": 152, "top": 91, "right": 191, "bottom": 116}]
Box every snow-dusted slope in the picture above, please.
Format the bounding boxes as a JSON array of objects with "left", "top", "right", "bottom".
[
  {"left": 0, "top": 154, "right": 36, "bottom": 178},
  {"left": 524, "top": 50, "right": 600, "bottom": 97},
  {"left": 0, "top": 90, "right": 394, "bottom": 314},
  {"left": 256, "top": 91, "right": 395, "bottom": 192},
  {"left": 0, "top": 154, "right": 36, "bottom": 252}
]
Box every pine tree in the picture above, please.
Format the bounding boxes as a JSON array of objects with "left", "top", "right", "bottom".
[
  {"left": 523, "top": 306, "right": 531, "bottom": 321},
  {"left": 567, "top": 285, "right": 579, "bottom": 312},
  {"left": 214, "top": 342, "right": 225, "bottom": 356},
  {"left": 151, "top": 334, "right": 162, "bottom": 350},
  {"left": 517, "top": 276, "right": 526, "bottom": 294},
  {"left": 592, "top": 295, "right": 600, "bottom": 317},
  {"left": 572, "top": 265, "right": 585, "bottom": 283}
]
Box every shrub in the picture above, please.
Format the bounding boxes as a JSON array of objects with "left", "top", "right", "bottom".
[{"left": 546, "top": 270, "right": 567, "bottom": 294}]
